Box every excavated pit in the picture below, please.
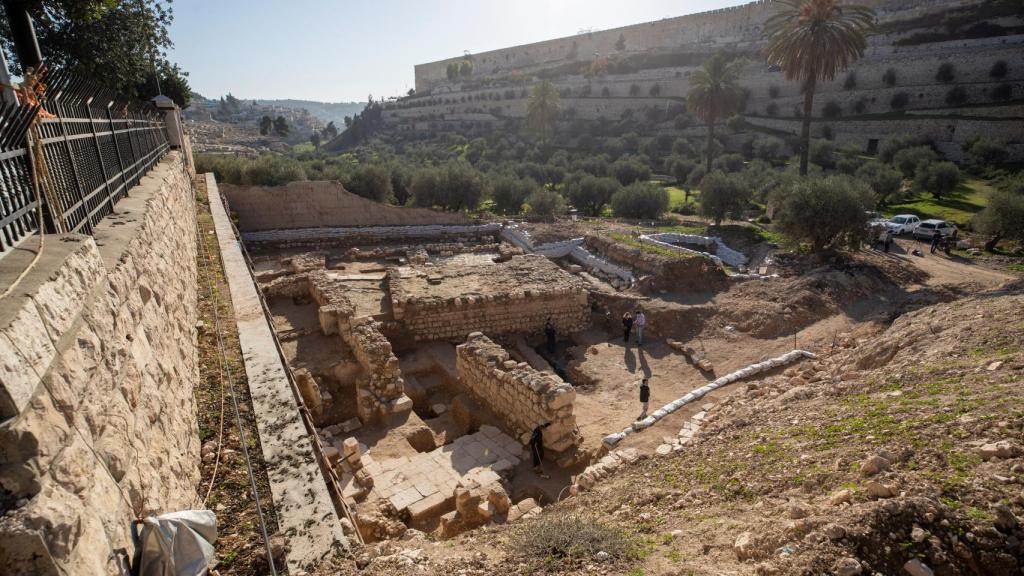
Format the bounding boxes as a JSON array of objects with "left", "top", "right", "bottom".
[{"left": 250, "top": 236, "right": 597, "bottom": 541}]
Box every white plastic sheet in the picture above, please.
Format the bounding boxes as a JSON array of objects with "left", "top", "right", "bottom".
[{"left": 137, "top": 510, "right": 218, "bottom": 576}]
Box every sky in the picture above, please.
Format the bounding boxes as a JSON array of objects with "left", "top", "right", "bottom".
[{"left": 168, "top": 0, "right": 749, "bottom": 103}]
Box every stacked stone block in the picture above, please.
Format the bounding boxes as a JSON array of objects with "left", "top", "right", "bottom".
[{"left": 456, "top": 333, "right": 580, "bottom": 455}]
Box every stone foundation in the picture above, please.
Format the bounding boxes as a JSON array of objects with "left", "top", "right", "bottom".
[
  {"left": 390, "top": 254, "right": 590, "bottom": 341},
  {"left": 584, "top": 235, "right": 727, "bottom": 292},
  {"left": 456, "top": 334, "right": 580, "bottom": 456},
  {"left": 0, "top": 153, "right": 199, "bottom": 575}
]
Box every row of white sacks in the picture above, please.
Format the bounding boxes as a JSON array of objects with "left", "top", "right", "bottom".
[
  {"left": 499, "top": 224, "right": 635, "bottom": 282},
  {"left": 602, "top": 349, "right": 817, "bottom": 448}
]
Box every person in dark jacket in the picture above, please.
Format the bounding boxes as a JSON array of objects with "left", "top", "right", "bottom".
[
  {"left": 636, "top": 378, "right": 650, "bottom": 421},
  {"left": 529, "top": 422, "right": 552, "bottom": 478},
  {"left": 622, "top": 311, "right": 634, "bottom": 343},
  {"left": 930, "top": 230, "right": 941, "bottom": 254},
  {"left": 544, "top": 317, "right": 556, "bottom": 354}
]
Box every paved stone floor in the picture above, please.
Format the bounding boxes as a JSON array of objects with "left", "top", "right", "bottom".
[{"left": 344, "top": 425, "right": 524, "bottom": 521}]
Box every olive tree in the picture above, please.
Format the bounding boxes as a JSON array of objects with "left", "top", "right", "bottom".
[
  {"left": 698, "top": 171, "right": 751, "bottom": 226},
  {"left": 773, "top": 175, "right": 876, "bottom": 253}
]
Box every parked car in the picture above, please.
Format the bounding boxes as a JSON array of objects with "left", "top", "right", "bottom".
[
  {"left": 885, "top": 214, "right": 920, "bottom": 235},
  {"left": 913, "top": 219, "right": 958, "bottom": 240}
]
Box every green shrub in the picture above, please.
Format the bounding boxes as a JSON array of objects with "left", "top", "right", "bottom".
[
  {"left": 914, "top": 161, "right": 960, "bottom": 199},
  {"left": 973, "top": 174, "right": 1024, "bottom": 250},
  {"left": 610, "top": 159, "right": 651, "bottom": 185},
  {"left": 890, "top": 92, "right": 910, "bottom": 109},
  {"left": 712, "top": 153, "right": 745, "bottom": 173},
  {"left": 879, "top": 135, "right": 921, "bottom": 163},
  {"left": 490, "top": 175, "right": 537, "bottom": 214},
  {"left": 610, "top": 181, "right": 669, "bottom": 219},
  {"left": 892, "top": 146, "right": 938, "bottom": 177},
  {"left": 855, "top": 161, "right": 904, "bottom": 203},
  {"left": 773, "top": 175, "right": 876, "bottom": 252},
  {"left": 525, "top": 188, "right": 565, "bottom": 220},
  {"left": 698, "top": 170, "right": 752, "bottom": 226},
  {"left": 668, "top": 157, "right": 697, "bottom": 183},
  {"left": 965, "top": 137, "right": 1009, "bottom": 166},
  {"left": 566, "top": 175, "right": 620, "bottom": 216},
  {"left": 345, "top": 164, "right": 393, "bottom": 202},
  {"left": 410, "top": 162, "right": 484, "bottom": 211},
  {"left": 822, "top": 100, "right": 842, "bottom": 118},
  {"left": 686, "top": 166, "right": 706, "bottom": 189},
  {"left": 843, "top": 72, "right": 857, "bottom": 90},
  {"left": 809, "top": 139, "right": 836, "bottom": 169}
]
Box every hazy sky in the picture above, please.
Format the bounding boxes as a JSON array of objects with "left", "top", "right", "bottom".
[{"left": 168, "top": 0, "right": 748, "bottom": 103}]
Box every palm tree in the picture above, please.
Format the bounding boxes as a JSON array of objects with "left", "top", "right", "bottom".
[
  {"left": 527, "top": 80, "right": 560, "bottom": 142},
  {"left": 687, "top": 52, "right": 744, "bottom": 173},
  {"left": 764, "top": 0, "right": 874, "bottom": 175}
]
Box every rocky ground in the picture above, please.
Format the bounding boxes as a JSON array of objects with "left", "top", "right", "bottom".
[{"left": 305, "top": 252, "right": 1023, "bottom": 575}]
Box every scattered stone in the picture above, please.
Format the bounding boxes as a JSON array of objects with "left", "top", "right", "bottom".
[
  {"left": 833, "top": 557, "right": 862, "bottom": 576},
  {"left": 594, "top": 551, "right": 610, "bottom": 562},
  {"left": 824, "top": 524, "right": 847, "bottom": 540},
  {"left": 340, "top": 417, "right": 363, "bottom": 433},
  {"left": 867, "top": 481, "right": 898, "bottom": 499},
  {"left": 911, "top": 526, "right": 927, "bottom": 543},
  {"left": 829, "top": 489, "right": 854, "bottom": 506},
  {"left": 903, "top": 558, "right": 934, "bottom": 576},
  {"left": 986, "top": 361, "right": 1003, "bottom": 371},
  {"left": 734, "top": 532, "right": 757, "bottom": 561},
  {"left": 977, "top": 440, "right": 1022, "bottom": 460},
  {"left": 993, "top": 504, "right": 1019, "bottom": 532},
  {"left": 655, "top": 444, "right": 673, "bottom": 456},
  {"left": 786, "top": 502, "right": 811, "bottom": 520},
  {"left": 860, "top": 455, "right": 891, "bottom": 476}
]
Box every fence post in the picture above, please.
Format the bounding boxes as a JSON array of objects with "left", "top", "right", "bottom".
[
  {"left": 106, "top": 103, "right": 130, "bottom": 200},
  {"left": 85, "top": 100, "right": 116, "bottom": 215},
  {"left": 54, "top": 99, "right": 90, "bottom": 233}
]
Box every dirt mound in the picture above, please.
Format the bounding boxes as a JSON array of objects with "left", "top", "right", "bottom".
[{"left": 716, "top": 251, "right": 936, "bottom": 338}]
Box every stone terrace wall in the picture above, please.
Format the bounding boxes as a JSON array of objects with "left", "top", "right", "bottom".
[
  {"left": 389, "top": 271, "right": 589, "bottom": 342},
  {"left": 456, "top": 334, "right": 580, "bottom": 455},
  {"left": 584, "top": 235, "right": 728, "bottom": 292},
  {"left": 221, "top": 180, "right": 471, "bottom": 231},
  {"left": 0, "top": 153, "right": 198, "bottom": 574}
]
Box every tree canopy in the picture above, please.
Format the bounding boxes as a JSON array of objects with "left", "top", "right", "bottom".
[{"left": 0, "top": 0, "right": 192, "bottom": 107}]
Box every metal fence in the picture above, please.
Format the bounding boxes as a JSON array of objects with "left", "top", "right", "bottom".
[{"left": 0, "top": 68, "right": 170, "bottom": 252}]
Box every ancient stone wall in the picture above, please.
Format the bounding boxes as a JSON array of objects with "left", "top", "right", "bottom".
[
  {"left": 388, "top": 266, "right": 590, "bottom": 342},
  {"left": 583, "top": 235, "right": 728, "bottom": 292},
  {"left": 0, "top": 153, "right": 199, "bottom": 574},
  {"left": 456, "top": 334, "right": 580, "bottom": 455},
  {"left": 220, "top": 180, "right": 472, "bottom": 231}
]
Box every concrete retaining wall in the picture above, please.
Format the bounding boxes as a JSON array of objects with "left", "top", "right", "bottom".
[{"left": 0, "top": 153, "right": 200, "bottom": 575}]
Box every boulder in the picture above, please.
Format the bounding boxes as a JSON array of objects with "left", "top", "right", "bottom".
[
  {"left": 734, "top": 532, "right": 757, "bottom": 561},
  {"left": 977, "top": 440, "right": 1022, "bottom": 460},
  {"left": 833, "top": 557, "right": 862, "bottom": 576},
  {"left": 903, "top": 559, "right": 934, "bottom": 576}
]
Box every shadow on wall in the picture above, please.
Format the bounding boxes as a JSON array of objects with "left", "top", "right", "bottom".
[{"left": 219, "top": 180, "right": 472, "bottom": 231}]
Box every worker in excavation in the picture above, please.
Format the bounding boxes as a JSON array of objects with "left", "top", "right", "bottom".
[
  {"left": 530, "top": 422, "right": 552, "bottom": 479},
  {"left": 636, "top": 378, "right": 651, "bottom": 421},
  {"left": 544, "top": 317, "right": 556, "bottom": 354},
  {"left": 622, "top": 311, "right": 634, "bottom": 343},
  {"left": 634, "top": 309, "right": 647, "bottom": 346}
]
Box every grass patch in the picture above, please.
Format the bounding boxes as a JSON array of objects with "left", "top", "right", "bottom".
[
  {"left": 665, "top": 185, "right": 701, "bottom": 210},
  {"left": 608, "top": 233, "right": 697, "bottom": 259},
  {"left": 884, "top": 179, "right": 991, "bottom": 227}
]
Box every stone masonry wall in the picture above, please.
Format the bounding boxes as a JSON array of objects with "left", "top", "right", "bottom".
[
  {"left": 456, "top": 333, "right": 580, "bottom": 454},
  {"left": 0, "top": 153, "right": 199, "bottom": 575},
  {"left": 584, "top": 235, "right": 728, "bottom": 292},
  {"left": 389, "top": 269, "right": 590, "bottom": 342}
]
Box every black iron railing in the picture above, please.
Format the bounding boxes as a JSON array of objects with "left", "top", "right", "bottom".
[{"left": 0, "top": 69, "right": 169, "bottom": 252}]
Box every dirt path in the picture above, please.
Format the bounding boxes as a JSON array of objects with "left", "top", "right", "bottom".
[{"left": 890, "top": 238, "right": 1014, "bottom": 289}]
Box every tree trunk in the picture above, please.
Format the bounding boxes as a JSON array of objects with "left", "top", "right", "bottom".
[
  {"left": 984, "top": 234, "right": 1001, "bottom": 252},
  {"left": 706, "top": 117, "right": 716, "bottom": 173},
  {"left": 799, "top": 76, "right": 817, "bottom": 176}
]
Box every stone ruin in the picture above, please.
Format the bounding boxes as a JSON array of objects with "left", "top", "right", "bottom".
[{"left": 250, "top": 238, "right": 590, "bottom": 541}]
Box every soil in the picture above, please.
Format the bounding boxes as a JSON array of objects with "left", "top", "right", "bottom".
[{"left": 193, "top": 180, "right": 280, "bottom": 575}]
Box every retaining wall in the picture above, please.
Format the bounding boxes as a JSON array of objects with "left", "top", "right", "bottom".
[
  {"left": 0, "top": 153, "right": 200, "bottom": 575},
  {"left": 456, "top": 333, "right": 580, "bottom": 454},
  {"left": 220, "top": 180, "right": 472, "bottom": 231}
]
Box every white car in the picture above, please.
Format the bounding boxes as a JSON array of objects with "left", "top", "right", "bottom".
[
  {"left": 885, "top": 214, "right": 920, "bottom": 235},
  {"left": 913, "top": 219, "right": 958, "bottom": 240}
]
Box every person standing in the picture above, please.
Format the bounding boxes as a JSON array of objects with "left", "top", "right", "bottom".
[
  {"left": 636, "top": 378, "right": 651, "bottom": 421},
  {"left": 544, "top": 317, "right": 556, "bottom": 354},
  {"left": 634, "top": 309, "right": 647, "bottom": 346},
  {"left": 529, "top": 422, "right": 551, "bottom": 479},
  {"left": 930, "top": 229, "right": 941, "bottom": 254},
  {"left": 621, "top": 311, "right": 634, "bottom": 343},
  {"left": 881, "top": 228, "right": 892, "bottom": 253}
]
